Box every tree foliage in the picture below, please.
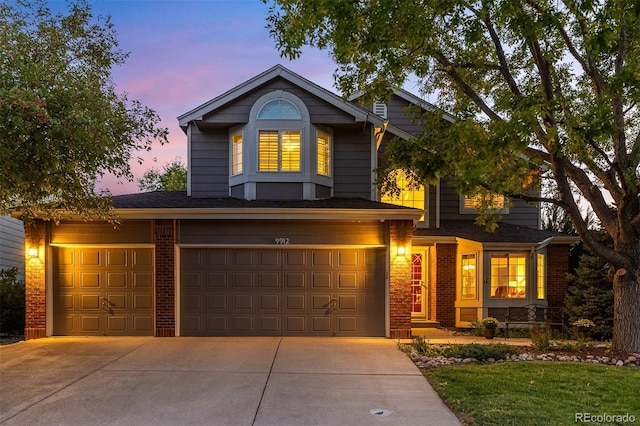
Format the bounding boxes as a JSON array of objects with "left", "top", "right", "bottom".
[
  {"left": 0, "top": 0, "right": 168, "bottom": 221},
  {"left": 266, "top": 0, "right": 640, "bottom": 351},
  {"left": 0, "top": 268, "right": 25, "bottom": 336},
  {"left": 137, "top": 158, "right": 187, "bottom": 192}
]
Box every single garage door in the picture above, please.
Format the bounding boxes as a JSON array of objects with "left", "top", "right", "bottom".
[
  {"left": 180, "top": 248, "right": 385, "bottom": 336},
  {"left": 53, "top": 247, "right": 154, "bottom": 336}
]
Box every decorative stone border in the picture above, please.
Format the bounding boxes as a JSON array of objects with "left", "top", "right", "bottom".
[{"left": 409, "top": 351, "right": 639, "bottom": 369}]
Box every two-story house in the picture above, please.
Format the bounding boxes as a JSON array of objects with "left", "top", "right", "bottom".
[{"left": 20, "top": 65, "right": 574, "bottom": 339}]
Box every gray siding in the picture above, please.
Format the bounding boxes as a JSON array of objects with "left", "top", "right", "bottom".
[
  {"left": 256, "top": 182, "right": 303, "bottom": 200},
  {"left": 386, "top": 95, "right": 425, "bottom": 136},
  {"left": 0, "top": 216, "right": 25, "bottom": 280},
  {"left": 179, "top": 220, "right": 384, "bottom": 246},
  {"left": 202, "top": 78, "right": 356, "bottom": 126},
  {"left": 333, "top": 127, "right": 374, "bottom": 199},
  {"left": 190, "top": 126, "right": 230, "bottom": 198},
  {"left": 50, "top": 221, "right": 153, "bottom": 245},
  {"left": 439, "top": 178, "right": 540, "bottom": 228}
]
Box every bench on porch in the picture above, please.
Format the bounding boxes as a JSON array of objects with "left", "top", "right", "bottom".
[{"left": 504, "top": 304, "right": 565, "bottom": 338}]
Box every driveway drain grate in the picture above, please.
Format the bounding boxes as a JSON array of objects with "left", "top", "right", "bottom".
[{"left": 370, "top": 409, "right": 392, "bottom": 417}]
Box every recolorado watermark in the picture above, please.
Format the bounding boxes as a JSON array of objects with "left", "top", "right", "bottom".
[{"left": 575, "top": 413, "right": 636, "bottom": 423}]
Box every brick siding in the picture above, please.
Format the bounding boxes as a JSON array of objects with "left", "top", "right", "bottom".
[
  {"left": 389, "top": 220, "right": 413, "bottom": 339},
  {"left": 154, "top": 219, "right": 176, "bottom": 337},
  {"left": 435, "top": 243, "right": 457, "bottom": 328},
  {"left": 547, "top": 244, "right": 569, "bottom": 309},
  {"left": 24, "top": 221, "right": 46, "bottom": 339}
]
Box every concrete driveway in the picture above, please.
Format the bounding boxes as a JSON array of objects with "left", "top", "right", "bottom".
[{"left": 0, "top": 337, "right": 460, "bottom": 426}]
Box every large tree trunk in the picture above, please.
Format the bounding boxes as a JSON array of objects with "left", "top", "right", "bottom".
[{"left": 612, "top": 268, "right": 640, "bottom": 353}]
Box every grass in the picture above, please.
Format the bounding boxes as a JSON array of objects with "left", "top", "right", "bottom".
[{"left": 424, "top": 362, "right": 640, "bottom": 426}]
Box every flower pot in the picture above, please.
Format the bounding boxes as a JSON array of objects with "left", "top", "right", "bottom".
[{"left": 484, "top": 329, "right": 495, "bottom": 339}]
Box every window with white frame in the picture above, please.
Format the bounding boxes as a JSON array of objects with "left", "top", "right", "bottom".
[
  {"left": 317, "top": 131, "right": 331, "bottom": 176},
  {"left": 231, "top": 132, "right": 243, "bottom": 175},
  {"left": 490, "top": 253, "right": 526, "bottom": 298},
  {"left": 461, "top": 253, "right": 477, "bottom": 299},
  {"left": 461, "top": 193, "right": 507, "bottom": 213},
  {"left": 258, "top": 130, "right": 301, "bottom": 172},
  {"left": 537, "top": 253, "right": 545, "bottom": 299}
]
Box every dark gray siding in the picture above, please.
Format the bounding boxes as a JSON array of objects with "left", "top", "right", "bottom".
[
  {"left": 0, "top": 216, "right": 25, "bottom": 280},
  {"left": 439, "top": 178, "right": 540, "bottom": 228},
  {"left": 333, "top": 127, "right": 373, "bottom": 199},
  {"left": 386, "top": 95, "right": 425, "bottom": 136},
  {"left": 190, "top": 126, "right": 230, "bottom": 198},
  {"left": 50, "top": 221, "right": 153, "bottom": 245},
  {"left": 256, "top": 183, "right": 303, "bottom": 200},
  {"left": 202, "top": 78, "right": 357, "bottom": 126},
  {"left": 179, "top": 220, "right": 385, "bottom": 246}
]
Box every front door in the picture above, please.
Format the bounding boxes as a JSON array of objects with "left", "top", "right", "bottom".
[{"left": 411, "top": 250, "right": 429, "bottom": 321}]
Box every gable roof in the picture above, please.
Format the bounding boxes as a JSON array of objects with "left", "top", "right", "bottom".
[{"left": 177, "top": 64, "right": 414, "bottom": 140}]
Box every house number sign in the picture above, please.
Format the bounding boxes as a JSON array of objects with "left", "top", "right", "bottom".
[{"left": 274, "top": 238, "right": 290, "bottom": 245}]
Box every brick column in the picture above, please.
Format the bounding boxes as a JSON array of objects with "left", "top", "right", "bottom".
[
  {"left": 154, "top": 219, "right": 176, "bottom": 337},
  {"left": 24, "top": 221, "right": 47, "bottom": 339},
  {"left": 547, "top": 244, "right": 569, "bottom": 309},
  {"left": 389, "top": 220, "right": 413, "bottom": 339},
  {"left": 435, "top": 243, "right": 457, "bottom": 328}
]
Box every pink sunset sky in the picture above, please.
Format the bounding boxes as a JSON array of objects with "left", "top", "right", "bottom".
[{"left": 52, "top": 0, "right": 341, "bottom": 195}]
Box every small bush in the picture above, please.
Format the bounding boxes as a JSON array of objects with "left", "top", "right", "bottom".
[
  {"left": 441, "top": 343, "right": 519, "bottom": 361},
  {"left": 0, "top": 268, "right": 25, "bottom": 336},
  {"left": 529, "top": 325, "right": 552, "bottom": 351}
]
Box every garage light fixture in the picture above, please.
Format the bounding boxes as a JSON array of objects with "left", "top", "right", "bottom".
[
  {"left": 28, "top": 247, "right": 38, "bottom": 258},
  {"left": 397, "top": 245, "right": 406, "bottom": 256}
]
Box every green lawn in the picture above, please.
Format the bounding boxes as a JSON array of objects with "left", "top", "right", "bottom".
[{"left": 424, "top": 362, "right": 640, "bottom": 426}]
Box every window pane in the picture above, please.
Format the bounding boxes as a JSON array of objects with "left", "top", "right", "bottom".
[
  {"left": 491, "top": 253, "right": 526, "bottom": 298},
  {"left": 461, "top": 254, "right": 477, "bottom": 299},
  {"left": 317, "top": 132, "right": 331, "bottom": 176},
  {"left": 257, "top": 99, "right": 302, "bottom": 119},
  {"left": 280, "top": 131, "right": 300, "bottom": 171},
  {"left": 231, "top": 132, "right": 242, "bottom": 175},
  {"left": 537, "top": 253, "right": 545, "bottom": 299},
  {"left": 381, "top": 170, "right": 425, "bottom": 221},
  {"left": 259, "top": 131, "right": 279, "bottom": 171}
]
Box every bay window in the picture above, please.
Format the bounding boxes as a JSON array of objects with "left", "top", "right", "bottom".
[
  {"left": 231, "top": 132, "right": 243, "bottom": 175},
  {"left": 317, "top": 131, "right": 331, "bottom": 176},
  {"left": 461, "top": 254, "right": 477, "bottom": 299}
]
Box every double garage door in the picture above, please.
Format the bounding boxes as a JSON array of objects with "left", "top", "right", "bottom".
[
  {"left": 180, "top": 248, "right": 385, "bottom": 336},
  {"left": 52, "top": 247, "right": 154, "bottom": 336}
]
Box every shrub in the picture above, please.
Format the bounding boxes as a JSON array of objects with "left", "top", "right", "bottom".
[
  {"left": 529, "top": 325, "right": 552, "bottom": 351},
  {"left": 0, "top": 268, "right": 25, "bottom": 336},
  {"left": 441, "top": 343, "right": 519, "bottom": 361}
]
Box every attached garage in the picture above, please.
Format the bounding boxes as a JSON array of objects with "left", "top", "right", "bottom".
[{"left": 180, "top": 247, "right": 386, "bottom": 336}]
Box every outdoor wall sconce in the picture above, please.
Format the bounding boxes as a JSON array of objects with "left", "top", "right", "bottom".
[
  {"left": 28, "top": 247, "right": 38, "bottom": 258},
  {"left": 397, "top": 245, "right": 406, "bottom": 256}
]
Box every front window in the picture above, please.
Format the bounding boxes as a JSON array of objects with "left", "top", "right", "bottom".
[
  {"left": 257, "top": 99, "right": 302, "bottom": 120},
  {"left": 231, "top": 132, "right": 243, "bottom": 175},
  {"left": 490, "top": 253, "right": 526, "bottom": 298},
  {"left": 258, "top": 130, "right": 301, "bottom": 172},
  {"left": 461, "top": 254, "right": 477, "bottom": 299},
  {"left": 537, "top": 253, "right": 545, "bottom": 299},
  {"left": 381, "top": 170, "right": 425, "bottom": 221}
]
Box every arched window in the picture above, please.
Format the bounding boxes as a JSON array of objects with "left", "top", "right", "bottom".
[{"left": 257, "top": 99, "right": 302, "bottom": 120}]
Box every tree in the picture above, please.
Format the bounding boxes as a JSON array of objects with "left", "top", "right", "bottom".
[
  {"left": 0, "top": 268, "right": 25, "bottom": 336},
  {"left": 137, "top": 158, "right": 187, "bottom": 192},
  {"left": 566, "top": 232, "right": 615, "bottom": 341},
  {"left": 0, "top": 0, "right": 168, "bottom": 222},
  {"left": 266, "top": 0, "right": 640, "bottom": 351}
]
